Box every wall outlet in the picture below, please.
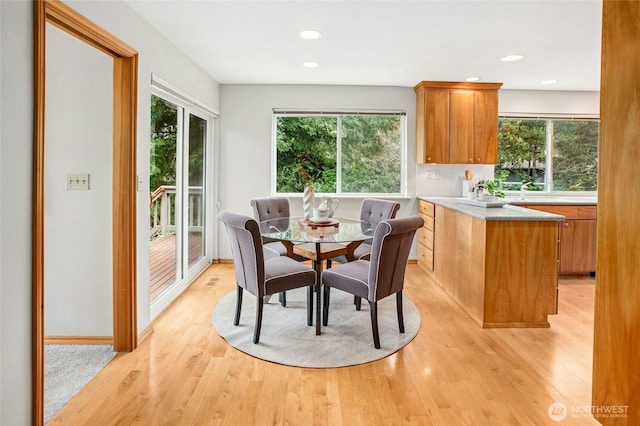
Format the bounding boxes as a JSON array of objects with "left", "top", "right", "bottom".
[
  {"left": 425, "top": 170, "right": 440, "bottom": 180},
  {"left": 66, "top": 173, "right": 90, "bottom": 190}
]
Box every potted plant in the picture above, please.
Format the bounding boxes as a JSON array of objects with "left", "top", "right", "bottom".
[{"left": 485, "top": 177, "right": 506, "bottom": 199}]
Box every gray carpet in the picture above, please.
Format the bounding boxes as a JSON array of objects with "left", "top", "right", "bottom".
[
  {"left": 45, "top": 344, "right": 116, "bottom": 422},
  {"left": 212, "top": 287, "right": 420, "bottom": 368}
]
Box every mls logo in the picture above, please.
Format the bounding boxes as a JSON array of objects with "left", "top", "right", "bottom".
[{"left": 548, "top": 401, "right": 568, "bottom": 421}]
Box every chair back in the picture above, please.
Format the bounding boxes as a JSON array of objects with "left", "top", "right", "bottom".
[
  {"left": 218, "top": 211, "right": 265, "bottom": 297},
  {"left": 251, "top": 197, "right": 291, "bottom": 243},
  {"left": 360, "top": 198, "right": 400, "bottom": 226},
  {"left": 368, "top": 216, "right": 424, "bottom": 301}
]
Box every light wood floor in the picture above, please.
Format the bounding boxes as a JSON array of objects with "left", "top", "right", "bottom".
[{"left": 48, "top": 264, "right": 599, "bottom": 425}]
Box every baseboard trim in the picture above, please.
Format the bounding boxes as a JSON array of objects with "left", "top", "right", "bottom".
[
  {"left": 45, "top": 336, "right": 113, "bottom": 345},
  {"left": 138, "top": 326, "right": 154, "bottom": 345}
]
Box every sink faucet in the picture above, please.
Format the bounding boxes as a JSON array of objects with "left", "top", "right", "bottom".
[{"left": 519, "top": 184, "right": 529, "bottom": 200}]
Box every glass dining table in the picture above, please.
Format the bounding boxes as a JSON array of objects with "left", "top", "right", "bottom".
[{"left": 259, "top": 217, "right": 375, "bottom": 335}]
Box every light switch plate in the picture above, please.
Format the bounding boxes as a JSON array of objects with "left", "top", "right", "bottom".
[{"left": 66, "top": 173, "right": 90, "bottom": 190}]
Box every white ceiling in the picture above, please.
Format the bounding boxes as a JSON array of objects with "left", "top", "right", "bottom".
[{"left": 123, "top": 0, "right": 602, "bottom": 91}]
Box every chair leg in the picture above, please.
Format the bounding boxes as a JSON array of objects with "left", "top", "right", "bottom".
[
  {"left": 326, "top": 259, "right": 332, "bottom": 269},
  {"left": 355, "top": 295, "right": 362, "bottom": 311},
  {"left": 396, "top": 291, "right": 405, "bottom": 333},
  {"left": 369, "top": 300, "right": 381, "bottom": 349},
  {"left": 234, "top": 286, "right": 243, "bottom": 326},
  {"left": 253, "top": 295, "right": 264, "bottom": 344},
  {"left": 322, "top": 286, "right": 330, "bottom": 326},
  {"left": 279, "top": 291, "right": 287, "bottom": 307},
  {"left": 307, "top": 286, "right": 313, "bottom": 326}
]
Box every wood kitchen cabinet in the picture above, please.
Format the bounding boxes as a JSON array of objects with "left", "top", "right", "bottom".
[
  {"left": 521, "top": 204, "right": 597, "bottom": 274},
  {"left": 419, "top": 199, "right": 560, "bottom": 327},
  {"left": 417, "top": 200, "right": 435, "bottom": 272},
  {"left": 414, "top": 81, "right": 502, "bottom": 164}
]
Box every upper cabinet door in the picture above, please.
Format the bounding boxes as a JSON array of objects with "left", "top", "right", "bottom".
[
  {"left": 473, "top": 90, "right": 499, "bottom": 164},
  {"left": 416, "top": 85, "right": 450, "bottom": 163},
  {"left": 449, "top": 90, "right": 475, "bottom": 164},
  {"left": 414, "top": 81, "right": 502, "bottom": 164}
]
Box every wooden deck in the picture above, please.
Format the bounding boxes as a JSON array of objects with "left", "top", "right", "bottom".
[{"left": 149, "top": 233, "right": 203, "bottom": 302}]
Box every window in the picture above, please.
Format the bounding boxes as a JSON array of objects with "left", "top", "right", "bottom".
[
  {"left": 496, "top": 117, "right": 599, "bottom": 192},
  {"left": 273, "top": 111, "right": 406, "bottom": 195}
]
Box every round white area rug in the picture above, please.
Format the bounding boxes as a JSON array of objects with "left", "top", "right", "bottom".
[{"left": 212, "top": 287, "right": 420, "bottom": 368}]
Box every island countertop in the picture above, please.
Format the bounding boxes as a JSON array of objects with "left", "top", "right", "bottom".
[{"left": 418, "top": 196, "right": 565, "bottom": 221}]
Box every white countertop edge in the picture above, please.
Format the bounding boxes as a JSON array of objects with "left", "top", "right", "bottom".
[{"left": 418, "top": 196, "right": 565, "bottom": 221}]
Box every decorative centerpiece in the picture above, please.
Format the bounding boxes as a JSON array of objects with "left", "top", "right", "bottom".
[{"left": 303, "top": 182, "right": 315, "bottom": 220}]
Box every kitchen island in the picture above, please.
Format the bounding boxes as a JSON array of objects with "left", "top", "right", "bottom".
[{"left": 418, "top": 197, "right": 564, "bottom": 328}]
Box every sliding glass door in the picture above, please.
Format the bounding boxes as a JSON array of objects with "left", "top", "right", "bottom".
[
  {"left": 187, "top": 114, "right": 206, "bottom": 268},
  {"left": 149, "top": 90, "right": 213, "bottom": 314}
]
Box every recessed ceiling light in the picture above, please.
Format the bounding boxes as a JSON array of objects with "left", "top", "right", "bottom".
[
  {"left": 541, "top": 79, "right": 558, "bottom": 85},
  {"left": 299, "top": 30, "right": 322, "bottom": 40},
  {"left": 500, "top": 54, "right": 525, "bottom": 62},
  {"left": 303, "top": 61, "right": 319, "bottom": 68},
  {"left": 465, "top": 77, "right": 481, "bottom": 82}
]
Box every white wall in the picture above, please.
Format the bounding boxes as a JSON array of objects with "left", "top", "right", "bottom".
[
  {"left": 218, "top": 84, "right": 419, "bottom": 259},
  {"left": 1, "top": 1, "right": 34, "bottom": 423},
  {"left": 61, "top": 0, "right": 220, "bottom": 332},
  {"left": 0, "top": 1, "right": 220, "bottom": 423},
  {"left": 44, "top": 25, "right": 114, "bottom": 336}
]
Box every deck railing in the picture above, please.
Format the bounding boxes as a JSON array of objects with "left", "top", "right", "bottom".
[{"left": 150, "top": 185, "right": 203, "bottom": 239}]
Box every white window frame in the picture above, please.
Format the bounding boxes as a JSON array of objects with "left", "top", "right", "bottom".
[
  {"left": 498, "top": 114, "right": 599, "bottom": 196},
  {"left": 271, "top": 110, "right": 408, "bottom": 197},
  {"left": 149, "top": 75, "right": 218, "bottom": 319}
]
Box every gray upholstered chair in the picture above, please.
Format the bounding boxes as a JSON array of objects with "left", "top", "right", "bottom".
[
  {"left": 331, "top": 198, "right": 400, "bottom": 310},
  {"left": 332, "top": 198, "right": 400, "bottom": 263},
  {"left": 219, "top": 211, "right": 316, "bottom": 344},
  {"left": 250, "top": 196, "right": 293, "bottom": 259},
  {"left": 251, "top": 196, "right": 302, "bottom": 306},
  {"left": 321, "top": 216, "right": 423, "bottom": 349}
]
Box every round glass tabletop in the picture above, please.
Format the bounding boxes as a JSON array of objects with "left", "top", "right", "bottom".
[{"left": 259, "top": 217, "right": 374, "bottom": 244}]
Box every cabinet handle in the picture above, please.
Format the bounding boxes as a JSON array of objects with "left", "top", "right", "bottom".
[
  {"left": 564, "top": 222, "right": 570, "bottom": 228},
  {"left": 427, "top": 157, "right": 431, "bottom": 162},
  {"left": 476, "top": 157, "right": 481, "bottom": 162}
]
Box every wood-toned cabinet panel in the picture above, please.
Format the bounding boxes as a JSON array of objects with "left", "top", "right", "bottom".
[
  {"left": 417, "top": 200, "right": 436, "bottom": 272},
  {"left": 524, "top": 204, "right": 596, "bottom": 220},
  {"left": 520, "top": 204, "right": 597, "bottom": 273},
  {"left": 418, "top": 247, "right": 433, "bottom": 273},
  {"left": 418, "top": 200, "right": 435, "bottom": 217},
  {"left": 418, "top": 228, "right": 434, "bottom": 251},
  {"left": 474, "top": 90, "right": 499, "bottom": 164},
  {"left": 559, "top": 219, "right": 596, "bottom": 273},
  {"left": 424, "top": 88, "right": 450, "bottom": 163},
  {"left": 414, "top": 81, "right": 502, "bottom": 164},
  {"left": 449, "top": 90, "right": 475, "bottom": 163}
]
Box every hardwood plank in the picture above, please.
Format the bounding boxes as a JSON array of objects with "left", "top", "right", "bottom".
[{"left": 50, "top": 264, "right": 600, "bottom": 425}]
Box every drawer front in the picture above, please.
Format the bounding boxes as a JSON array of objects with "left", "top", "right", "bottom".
[
  {"left": 420, "top": 213, "right": 435, "bottom": 231},
  {"left": 418, "top": 246, "right": 434, "bottom": 272},
  {"left": 418, "top": 200, "right": 435, "bottom": 217},
  {"left": 523, "top": 204, "right": 597, "bottom": 220},
  {"left": 418, "top": 228, "right": 434, "bottom": 250}
]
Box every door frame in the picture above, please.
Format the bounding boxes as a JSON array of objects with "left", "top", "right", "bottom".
[{"left": 33, "top": 0, "right": 138, "bottom": 424}]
